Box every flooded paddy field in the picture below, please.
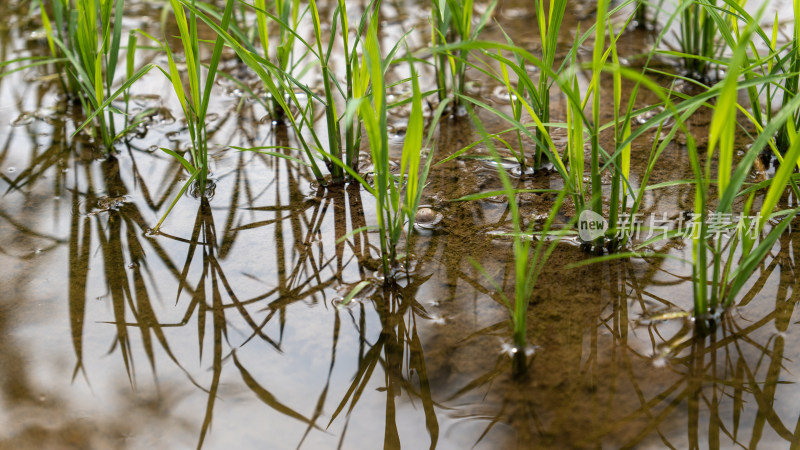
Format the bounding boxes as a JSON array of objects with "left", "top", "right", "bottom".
[{"left": 1, "top": 0, "right": 800, "bottom": 448}]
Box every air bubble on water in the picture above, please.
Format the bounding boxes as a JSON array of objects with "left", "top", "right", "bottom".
[
  {"left": 491, "top": 85, "right": 518, "bottom": 105},
  {"left": 509, "top": 165, "right": 536, "bottom": 177},
  {"left": 28, "top": 30, "right": 47, "bottom": 40},
  {"left": 414, "top": 207, "right": 443, "bottom": 231},
  {"left": 652, "top": 356, "right": 667, "bottom": 368},
  {"left": 635, "top": 106, "right": 672, "bottom": 126},
  {"left": 464, "top": 80, "right": 482, "bottom": 94},
  {"left": 501, "top": 342, "right": 537, "bottom": 357},
  {"left": 387, "top": 124, "right": 406, "bottom": 141},
  {"left": 499, "top": 6, "right": 532, "bottom": 19},
  {"left": 429, "top": 315, "right": 446, "bottom": 325}
]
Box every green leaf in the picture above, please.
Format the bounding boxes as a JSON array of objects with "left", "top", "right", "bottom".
[{"left": 160, "top": 148, "right": 196, "bottom": 173}]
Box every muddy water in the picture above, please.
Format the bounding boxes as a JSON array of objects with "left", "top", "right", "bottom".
[{"left": 1, "top": 0, "right": 800, "bottom": 449}]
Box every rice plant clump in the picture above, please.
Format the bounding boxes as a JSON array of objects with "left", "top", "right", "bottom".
[{"left": 40, "top": 0, "right": 152, "bottom": 151}]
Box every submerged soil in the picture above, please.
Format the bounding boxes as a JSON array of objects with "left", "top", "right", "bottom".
[{"left": 1, "top": 0, "right": 799, "bottom": 448}]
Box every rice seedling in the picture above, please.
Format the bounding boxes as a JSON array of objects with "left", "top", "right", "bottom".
[
  {"left": 531, "top": 0, "right": 567, "bottom": 168},
  {"left": 469, "top": 0, "right": 566, "bottom": 171},
  {"left": 186, "top": 0, "right": 446, "bottom": 273},
  {"left": 570, "top": 2, "right": 662, "bottom": 251},
  {"left": 606, "top": 20, "right": 634, "bottom": 248},
  {"left": 686, "top": 34, "right": 800, "bottom": 333},
  {"left": 658, "top": 0, "right": 797, "bottom": 157},
  {"left": 251, "top": 0, "right": 409, "bottom": 184},
  {"left": 305, "top": 0, "right": 359, "bottom": 183},
  {"left": 442, "top": 0, "right": 645, "bottom": 250},
  {"left": 720, "top": 0, "right": 800, "bottom": 154},
  {"left": 674, "top": 0, "right": 723, "bottom": 81},
  {"left": 776, "top": 4, "right": 800, "bottom": 152},
  {"left": 635, "top": 0, "right": 649, "bottom": 29},
  {"left": 250, "top": 0, "right": 305, "bottom": 120},
  {"left": 298, "top": 0, "right": 436, "bottom": 184},
  {"left": 637, "top": 7, "right": 800, "bottom": 332},
  {"left": 37, "top": 0, "right": 153, "bottom": 151},
  {"left": 586, "top": 0, "right": 611, "bottom": 249},
  {"left": 431, "top": 46, "right": 576, "bottom": 199},
  {"left": 430, "top": 0, "right": 497, "bottom": 109},
  {"left": 462, "top": 104, "right": 570, "bottom": 377},
  {"left": 154, "top": 1, "right": 328, "bottom": 190},
  {"left": 228, "top": 0, "right": 385, "bottom": 184},
  {"left": 326, "top": 21, "right": 448, "bottom": 277},
  {"left": 137, "top": 0, "right": 236, "bottom": 231}
]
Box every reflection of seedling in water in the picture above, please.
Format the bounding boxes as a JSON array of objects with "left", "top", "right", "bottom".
[
  {"left": 634, "top": 0, "right": 650, "bottom": 29},
  {"left": 176, "top": 198, "right": 310, "bottom": 447},
  {"left": 66, "top": 154, "right": 193, "bottom": 385},
  {"left": 328, "top": 279, "right": 440, "bottom": 448}
]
